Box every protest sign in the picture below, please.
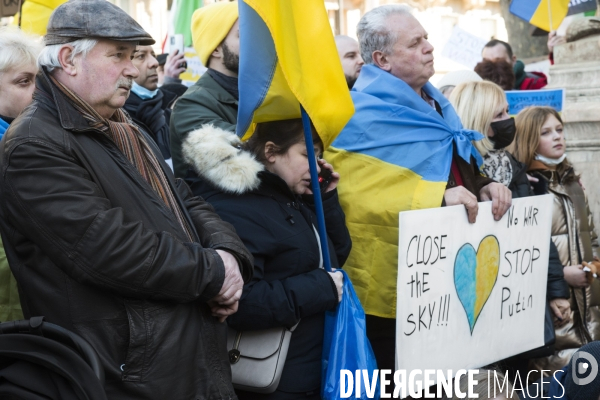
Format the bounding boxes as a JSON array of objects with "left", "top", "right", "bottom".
[
  {"left": 178, "top": 47, "right": 206, "bottom": 87},
  {"left": 396, "top": 195, "right": 553, "bottom": 380},
  {"left": 568, "top": 0, "right": 597, "bottom": 15},
  {"left": 0, "top": 0, "right": 20, "bottom": 17},
  {"left": 506, "top": 88, "right": 564, "bottom": 115},
  {"left": 441, "top": 26, "right": 488, "bottom": 69}
]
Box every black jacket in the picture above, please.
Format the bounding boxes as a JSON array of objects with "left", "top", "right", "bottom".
[
  {"left": 507, "top": 152, "right": 533, "bottom": 199},
  {"left": 182, "top": 123, "right": 352, "bottom": 395},
  {"left": 123, "top": 91, "right": 171, "bottom": 159},
  {"left": 190, "top": 171, "right": 351, "bottom": 394},
  {"left": 0, "top": 69, "right": 254, "bottom": 399}
]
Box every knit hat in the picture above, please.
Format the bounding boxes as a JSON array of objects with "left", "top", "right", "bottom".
[
  {"left": 564, "top": 341, "right": 600, "bottom": 399},
  {"left": 436, "top": 69, "right": 482, "bottom": 90},
  {"left": 191, "top": 1, "right": 238, "bottom": 67}
]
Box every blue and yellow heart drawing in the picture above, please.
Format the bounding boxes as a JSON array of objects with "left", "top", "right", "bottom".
[{"left": 454, "top": 235, "right": 500, "bottom": 334}]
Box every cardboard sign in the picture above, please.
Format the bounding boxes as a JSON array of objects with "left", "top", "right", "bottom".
[
  {"left": 396, "top": 195, "right": 553, "bottom": 382},
  {"left": 441, "top": 26, "right": 488, "bottom": 69},
  {"left": 506, "top": 88, "right": 565, "bottom": 115},
  {"left": 1, "top": 0, "right": 20, "bottom": 17},
  {"left": 178, "top": 46, "right": 206, "bottom": 87}
]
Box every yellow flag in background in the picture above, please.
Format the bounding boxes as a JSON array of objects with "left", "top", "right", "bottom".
[
  {"left": 510, "top": 0, "right": 570, "bottom": 32},
  {"left": 14, "top": 0, "right": 68, "bottom": 36}
]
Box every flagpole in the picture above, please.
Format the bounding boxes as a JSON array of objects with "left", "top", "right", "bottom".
[{"left": 300, "top": 105, "right": 333, "bottom": 272}]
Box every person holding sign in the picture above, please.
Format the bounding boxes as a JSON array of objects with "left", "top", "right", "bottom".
[
  {"left": 513, "top": 106, "right": 600, "bottom": 374},
  {"left": 450, "top": 81, "right": 571, "bottom": 348},
  {"left": 324, "top": 4, "right": 512, "bottom": 371}
]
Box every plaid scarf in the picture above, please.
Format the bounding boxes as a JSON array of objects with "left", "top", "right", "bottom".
[{"left": 50, "top": 75, "right": 195, "bottom": 242}]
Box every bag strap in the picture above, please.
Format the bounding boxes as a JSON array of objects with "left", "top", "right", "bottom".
[{"left": 564, "top": 180, "right": 594, "bottom": 262}]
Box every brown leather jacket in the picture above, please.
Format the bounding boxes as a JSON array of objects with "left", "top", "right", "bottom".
[
  {"left": 0, "top": 70, "right": 254, "bottom": 399},
  {"left": 529, "top": 161, "right": 600, "bottom": 373}
]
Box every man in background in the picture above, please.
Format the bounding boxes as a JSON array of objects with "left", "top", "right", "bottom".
[
  {"left": 482, "top": 39, "right": 547, "bottom": 90},
  {"left": 0, "top": 1, "right": 253, "bottom": 398},
  {"left": 170, "top": 1, "right": 239, "bottom": 178},
  {"left": 335, "top": 35, "right": 364, "bottom": 89}
]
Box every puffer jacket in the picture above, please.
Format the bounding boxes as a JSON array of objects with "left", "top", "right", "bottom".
[
  {"left": 529, "top": 161, "right": 600, "bottom": 373},
  {"left": 0, "top": 69, "right": 254, "bottom": 400},
  {"left": 182, "top": 125, "right": 352, "bottom": 397}
]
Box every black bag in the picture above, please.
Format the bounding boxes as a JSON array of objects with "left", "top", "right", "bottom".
[{"left": 0, "top": 316, "right": 107, "bottom": 400}]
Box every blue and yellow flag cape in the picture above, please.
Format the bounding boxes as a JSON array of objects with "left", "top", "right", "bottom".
[
  {"left": 236, "top": 0, "right": 353, "bottom": 147},
  {"left": 510, "top": 0, "right": 570, "bottom": 32},
  {"left": 325, "top": 65, "right": 483, "bottom": 319}
]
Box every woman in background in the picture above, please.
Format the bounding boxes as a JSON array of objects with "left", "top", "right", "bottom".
[
  {"left": 183, "top": 118, "right": 351, "bottom": 399},
  {"left": 0, "top": 26, "right": 41, "bottom": 321},
  {"left": 513, "top": 106, "right": 600, "bottom": 373}
]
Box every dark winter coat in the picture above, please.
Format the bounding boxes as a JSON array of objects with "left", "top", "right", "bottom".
[
  {"left": 123, "top": 90, "right": 171, "bottom": 159},
  {"left": 170, "top": 72, "right": 237, "bottom": 178},
  {"left": 0, "top": 69, "right": 254, "bottom": 400},
  {"left": 182, "top": 125, "right": 352, "bottom": 395},
  {"left": 507, "top": 151, "right": 532, "bottom": 199}
]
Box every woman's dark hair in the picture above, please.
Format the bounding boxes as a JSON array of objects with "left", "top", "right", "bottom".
[
  {"left": 474, "top": 59, "right": 515, "bottom": 91},
  {"left": 244, "top": 118, "right": 322, "bottom": 163}
]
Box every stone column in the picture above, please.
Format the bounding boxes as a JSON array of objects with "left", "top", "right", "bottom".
[{"left": 548, "top": 31, "right": 600, "bottom": 232}]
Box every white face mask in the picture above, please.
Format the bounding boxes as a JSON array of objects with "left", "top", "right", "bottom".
[{"left": 535, "top": 153, "right": 567, "bottom": 166}]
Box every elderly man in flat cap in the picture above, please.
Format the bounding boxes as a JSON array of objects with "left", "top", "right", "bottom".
[
  {"left": 170, "top": 1, "right": 239, "bottom": 179},
  {"left": 0, "top": 1, "right": 253, "bottom": 399}
]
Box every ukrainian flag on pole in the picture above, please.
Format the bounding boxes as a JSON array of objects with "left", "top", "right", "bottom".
[
  {"left": 510, "top": 0, "right": 570, "bottom": 32},
  {"left": 236, "top": 0, "right": 354, "bottom": 149}
]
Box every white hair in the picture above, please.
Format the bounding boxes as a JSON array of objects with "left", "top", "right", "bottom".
[
  {"left": 38, "top": 38, "right": 98, "bottom": 72},
  {"left": 0, "top": 26, "right": 42, "bottom": 74},
  {"left": 356, "top": 4, "right": 412, "bottom": 65}
]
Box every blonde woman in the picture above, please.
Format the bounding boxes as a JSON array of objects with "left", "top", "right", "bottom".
[
  {"left": 0, "top": 26, "right": 41, "bottom": 322},
  {"left": 450, "top": 81, "right": 529, "bottom": 196},
  {"left": 513, "top": 106, "right": 600, "bottom": 373}
]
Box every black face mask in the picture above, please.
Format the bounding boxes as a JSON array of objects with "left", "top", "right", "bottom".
[{"left": 490, "top": 118, "right": 516, "bottom": 150}]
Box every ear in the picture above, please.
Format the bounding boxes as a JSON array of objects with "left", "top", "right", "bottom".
[
  {"left": 211, "top": 45, "right": 223, "bottom": 60},
  {"left": 372, "top": 50, "right": 390, "bottom": 71},
  {"left": 57, "top": 45, "right": 77, "bottom": 76},
  {"left": 264, "top": 141, "right": 277, "bottom": 163}
]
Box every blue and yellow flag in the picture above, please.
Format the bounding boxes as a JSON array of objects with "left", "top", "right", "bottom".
[
  {"left": 236, "top": 0, "right": 353, "bottom": 148},
  {"left": 510, "top": 0, "right": 570, "bottom": 32},
  {"left": 325, "top": 65, "right": 483, "bottom": 319},
  {"left": 14, "top": 0, "right": 68, "bottom": 36}
]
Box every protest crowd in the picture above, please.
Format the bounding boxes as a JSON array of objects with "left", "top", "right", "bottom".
[{"left": 0, "top": 0, "right": 600, "bottom": 399}]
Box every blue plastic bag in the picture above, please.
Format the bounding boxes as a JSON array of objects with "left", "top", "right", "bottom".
[{"left": 321, "top": 270, "right": 379, "bottom": 400}]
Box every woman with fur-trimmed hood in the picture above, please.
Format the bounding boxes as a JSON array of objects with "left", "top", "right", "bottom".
[{"left": 182, "top": 118, "right": 351, "bottom": 399}]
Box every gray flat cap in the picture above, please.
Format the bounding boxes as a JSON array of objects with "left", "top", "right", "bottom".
[{"left": 45, "top": 0, "right": 155, "bottom": 46}]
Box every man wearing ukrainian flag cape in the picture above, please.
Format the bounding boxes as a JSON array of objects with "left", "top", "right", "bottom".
[{"left": 324, "top": 4, "right": 512, "bottom": 370}]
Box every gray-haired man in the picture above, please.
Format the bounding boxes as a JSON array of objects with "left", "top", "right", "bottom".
[
  {"left": 326, "top": 5, "right": 511, "bottom": 372},
  {"left": 0, "top": 0, "right": 253, "bottom": 398}
]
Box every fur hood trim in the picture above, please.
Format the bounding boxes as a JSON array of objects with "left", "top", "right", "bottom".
[{"left": 182, "top": 125, "right": 263, "bottom": 194}]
